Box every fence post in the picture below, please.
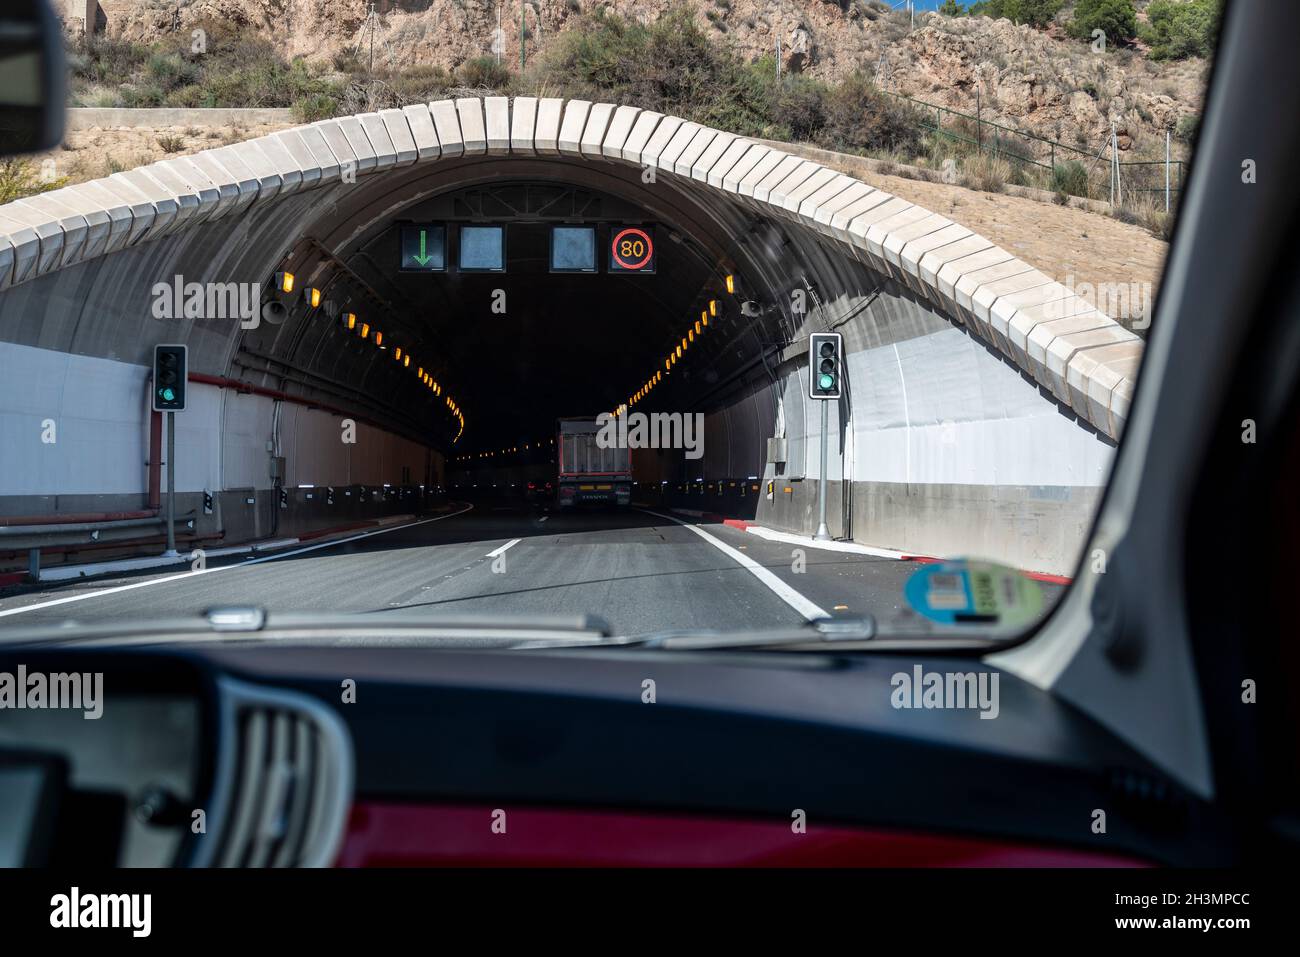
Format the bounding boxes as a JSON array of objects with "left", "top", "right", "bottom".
[
  {"left": 1170, "top": 128, "right": 1180, "bottom": 213},
  {"left": 976, "top": 85, "right": 982, "bottom": 152}
]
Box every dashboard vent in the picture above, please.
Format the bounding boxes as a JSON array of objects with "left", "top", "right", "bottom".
[{"left": 190, "top": 678, "right": 353, "bottom": 868}]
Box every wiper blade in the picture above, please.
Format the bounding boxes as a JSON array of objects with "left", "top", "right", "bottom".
[
  {"left": 0, "top": 607, "right": 613, "bottom": 648},
  {"left": 590, "top": 615, "right": 1007, "bottom": 653}
]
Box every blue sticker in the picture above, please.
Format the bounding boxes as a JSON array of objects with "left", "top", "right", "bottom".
[{"left": 904, "top": 560, "right": 1044, "bottom": 626}]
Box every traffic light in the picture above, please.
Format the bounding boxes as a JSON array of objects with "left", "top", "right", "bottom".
[
  {"left": 152, "top": 344, "right": 188, "bottom": 411},
  {"left": 809, "top": 332, "right": 842, "bottom": 400}
]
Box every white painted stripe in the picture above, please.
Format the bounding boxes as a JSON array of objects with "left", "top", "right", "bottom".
[
  {"left": 640, "top": 509, "right": 828, "bottom": 621},
  {"left": 0, "top": 504, "right": 474, "bottom": 619},
  {"left": 486, "top": 538, "right": 521, "bottom": 558},
  {"left": 743, "top": 523, "right": 912, "bottom": 560}
]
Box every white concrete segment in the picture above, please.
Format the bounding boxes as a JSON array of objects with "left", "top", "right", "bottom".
[
  {"left": 509, "top": 97, "right": 538, "bottom": 154},
  {"left": 191, "top": 150, "right": 258, "bottom": 216},
  {"left": 657, "top": 121, "right": 703, "bottom": 172},
  {"left": 67, "top": 178, "right": 152, "bottom": 251},
  {"left": 705, "top": 136, "right": 754, "bottom": 189},
  {"left": 428, "top": 100, "right": 464, "bottom": 157},
  {"left": 483, "top": 97, "right": 511, "bottom": 154},
  {"left": 0, "top": 96, "right": 1142, "bottom": 440},
  {"left": 619, "top": 109, "right": 663, "bottom": 163},
  {"left": 282, "top": 126, "right": 339, "bottom": 187},
  {"left": 0, "top": 215, "right": 39, "bottom": 286},
  {"left": 721, "top": 144, "right": 771, "bottom": 193},
  {"left": 798, "top": 173, "right": 856, "bottom": 220},
  {"left": 377, "top": 109, "right": 420, "bottom": 167},
  {"left": 333, "top": 116, "right": 380, "bottom": 174},
  {"left": 579, "top": 102, "right": 616, "bottom": 158},
  {"left": 124, "top": 163, "right": 204, "bottom": 234},
  {"left": 356, "top": 112, "right": 400, "bottom": 171},
  {"left": 692, "top": 130, "right": 740, "bottom": 184},
  {"left": 639, "top": 115, "right": 685, "bottom": 169},
  {"left": 113, "top": 169, "right": 182, "bottom": 240},
  {"left": 0, "top": 237, "right": 15, "bottom": 291},
  {"left": 672, "top": 127, "right": 717, "bottom": 177},
  {"left": 557, "top": 100, "right": 591, "bottom": 155},
  {"left": 751, "top": 155, "right": 807, "bottom": 204},
  {"left": 247, "top": 134, "right": 305, "bottom": 196},
  {"left": 401, "top": 104, "right": 441, "bottom": 161},
  {"left": 601, "top": 105, "right": 642, "bottom": 160},
  {"left": 454, "top": 98, "right": 488, "bottom": 154},
  {"left": 13, "top": 194, "right": 90, "bottom": 268},
  {"left": 533, "top": 98, "right": 564, "bottom": 153},
  {"left": 0, "top": 208, "right": 63, "bottom": 278}
]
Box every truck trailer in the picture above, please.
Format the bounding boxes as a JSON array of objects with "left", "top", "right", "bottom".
[{"left": 556, "top": 417, "right": 632, "bottom": 509}]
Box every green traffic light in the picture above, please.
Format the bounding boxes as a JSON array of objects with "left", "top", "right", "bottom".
[
  {"left": 161, "top": 388, "right": 175, "bottom": 401},
  {"left": 818, "top": 374, "right": 835, "bottom": 391}
]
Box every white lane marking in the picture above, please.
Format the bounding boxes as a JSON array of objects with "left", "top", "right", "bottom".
[
  {"left": 744, "top": 523, "right": 911, "bottom": 559},
  {"left": 486, "top": 538, "right": 521, "bottom": 558},
  {"left": 0, "top": 504, "right": 475, "bottom": 619},
  {"left": 639, "top": 509, "right": 829, "bottom": 621},
  {"left": 538, "top": 516, "right": 548, "bottom": 523}
]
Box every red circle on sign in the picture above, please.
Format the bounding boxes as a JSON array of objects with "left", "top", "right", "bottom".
[{"left": 611, "top": 227, "right": 654, "bottom": 270}]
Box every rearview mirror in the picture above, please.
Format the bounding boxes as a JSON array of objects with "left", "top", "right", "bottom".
[{"left": 0, "top": 0, "right": 66, "bottom": 156}]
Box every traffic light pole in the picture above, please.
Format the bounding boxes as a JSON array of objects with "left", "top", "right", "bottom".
[
  {"left": 814, "top": 400, "right": 831, "bottom": 541},
  {"left": 163, "top": 410, "right": 178, "bottom": 557}
]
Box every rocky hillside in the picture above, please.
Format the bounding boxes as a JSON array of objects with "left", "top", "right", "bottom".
[{"left": 82, "top": 0, "right": 1208, "bottom": 160}]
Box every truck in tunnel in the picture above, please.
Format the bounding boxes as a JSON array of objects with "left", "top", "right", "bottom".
[{"left": 556, "top": 416, "right": 633, "bottom": 509}]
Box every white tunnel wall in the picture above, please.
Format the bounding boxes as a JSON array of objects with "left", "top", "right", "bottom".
[{"left": 0, "top": 341, "right": 437, "bottom": 508}]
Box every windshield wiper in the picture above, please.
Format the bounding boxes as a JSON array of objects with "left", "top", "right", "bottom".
[
  {"left": 579, "top": 615, "right": 1008, "bottom": 653},
  {"left": 0, "top": 607, "right": 614, "bottom": 649}
]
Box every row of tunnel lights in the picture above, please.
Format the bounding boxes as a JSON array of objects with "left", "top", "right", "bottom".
[
  {"left": 275, "top": 270, "right": 465, "bottom": 443},
  {"left": 610, "top": 275, "right": 735, "bottom": 420},
  {"left": 451, "top": 438, "right": 557, "bottom": 462}
]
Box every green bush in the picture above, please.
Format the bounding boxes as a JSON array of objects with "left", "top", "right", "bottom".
[
  {"left": 1139, "top": 0, "right": 1221, "bottom": 61},
  {"left": 967, "top": 0, "right": 1062, "bottom": 27},
  {"left": 1067, "top": 0, "right": 1137, "bottom": 46},
  {"left": 1050, "top": 159, "right": 1090, "bottom": 197},
  {"left": 0, "top": 159, "right": 68, "bottom": 205},
  {"left": 291, "top": 94, "right": 340, "bottom": 124},
  {"left": 457, "top": 57, "right": 513, "bottom": 91}
]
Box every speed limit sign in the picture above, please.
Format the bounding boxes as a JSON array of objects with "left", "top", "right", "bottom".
[{"left": 609, "top": 226, "right": 656, "bottom": 274}]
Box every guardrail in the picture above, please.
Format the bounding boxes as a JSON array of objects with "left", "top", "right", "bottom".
[{"left": 0, "top": 513, "right": 194, "bottom": 581}]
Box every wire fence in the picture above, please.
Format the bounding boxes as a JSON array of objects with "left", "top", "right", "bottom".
[{"left": 877, "top": 88, "right": 1184, "bottom": 209}]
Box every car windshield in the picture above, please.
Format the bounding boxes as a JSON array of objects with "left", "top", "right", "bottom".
[{"left": 0, "top": 0, "right": 1219, "bottom": 644}]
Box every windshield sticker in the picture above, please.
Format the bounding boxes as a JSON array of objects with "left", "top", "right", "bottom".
[{"left": 904, "top": 561, "right": 1044, "bottom": 628}]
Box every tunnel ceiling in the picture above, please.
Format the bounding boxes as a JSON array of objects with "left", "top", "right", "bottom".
[{"left": 333, "top": 179, "right": 766, "bottom": 451}]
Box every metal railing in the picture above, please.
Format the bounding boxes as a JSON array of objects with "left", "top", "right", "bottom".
[
  {"left": 0, "top": 514, "right": 194, "bottom": 581},
  {"left": 878, "top": 88, "right": 1185, "bottom": 208}
]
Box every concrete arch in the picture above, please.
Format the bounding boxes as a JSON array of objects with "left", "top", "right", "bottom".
[{"left": 0, "top": 96, "right": 1141, "bottom": 440}]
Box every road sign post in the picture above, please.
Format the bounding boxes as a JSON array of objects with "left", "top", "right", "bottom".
[{"left": 808, "top": 332, "right": 842, "bottom": 543}]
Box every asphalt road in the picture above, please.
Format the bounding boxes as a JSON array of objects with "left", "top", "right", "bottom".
[{"left": 0, "top": 502, "right": 937, "bottom": 636}]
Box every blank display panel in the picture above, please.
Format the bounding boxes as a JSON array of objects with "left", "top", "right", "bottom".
[
  {"left": 550, "top": 226, "right": 597, "bottom": 273},
  {"left": 459, "top": 226, "right": 506, "bottom": 272}
]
